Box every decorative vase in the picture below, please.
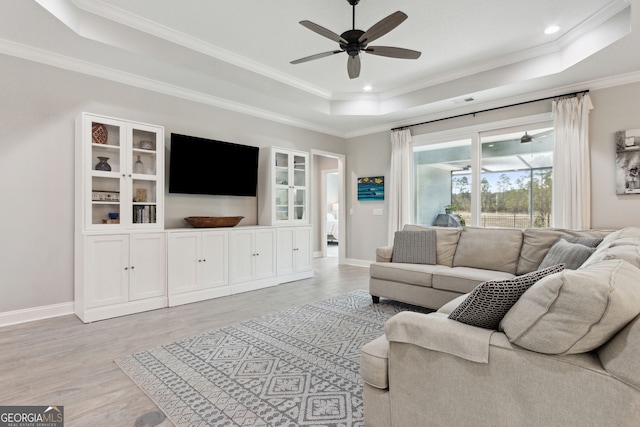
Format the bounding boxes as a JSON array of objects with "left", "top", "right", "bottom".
[
  {"left": 95, "top": 157, "right": 112, "bottom": 171},
  {"left": 134, "top": 155, "right": 144, "bottom": 174}
]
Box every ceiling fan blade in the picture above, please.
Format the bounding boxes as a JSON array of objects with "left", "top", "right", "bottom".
[
  {"left": 358, "top": 11, "right": 407, "bottom": 44},
  {"left": 290, "top": 50, "right": 343, "bottom": 64},
  {"left": 299, "top": 20, "right": 348, "bottom": 44},
  {"left": 347, "top": 55, "right": 361, "bottom": 79},
  {"left": 365, "top": 46, "right": 421, "bottom": 59}
]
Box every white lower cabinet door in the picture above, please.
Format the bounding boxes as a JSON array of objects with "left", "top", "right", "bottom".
[
  {"left": 254, "top": 228, "right": 276, "bottom": 279},
  {"left": 229, "top": 227, "right": 276, "bottom": 283},
  {"left": 293, "top": 227, "right": 312, "bottom": 272},
  {"left": 129, "top": 232, "right": 166, "bottom": 301},
  {"left": 229, "top": 229, "right": 255, "bottom": 283},
  {"left": 86, "top": 234, "right": 129, "bottom": 308},
  {"left": 200, "top": 231, "right": 228, "bottom": 288},
  {"left": 277, "top": 227, "right": 312, "bottom": 275},
  {"left": 168, "top": 232, "right": 200, "bottom": 294}
]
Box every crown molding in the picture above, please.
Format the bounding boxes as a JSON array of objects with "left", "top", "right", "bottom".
[
  {"left": 70, "top": 0, "right": 333, "bottom": 100},
  {"left": 0, "top": 38, "right": 348, "bottom": 138}
]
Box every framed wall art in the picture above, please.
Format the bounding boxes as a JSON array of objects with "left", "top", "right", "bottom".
[
  {"left": 358, "top": 176, "right": 384, "bottom": 201},
  {"left": 615, "top": 129, "right": 640, "bottom": 195}
]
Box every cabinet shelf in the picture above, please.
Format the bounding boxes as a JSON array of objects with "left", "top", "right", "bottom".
[
  {"left": 132, "top": 174, "right": 157, "bottom": 181},
  {"left": 132, "top": 147, "right": 156, "bottom": 154},
  {"left": 92, "top": 170, "right": 119, "bottom": 178},
  {"left": 92, "top": 143, "right": 120, "bottom": 151}
]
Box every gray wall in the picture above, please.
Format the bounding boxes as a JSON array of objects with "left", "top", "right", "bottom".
[
  {"left": 344, "top": 131, "right": 391, "bottom": 261},
  {"left": 589, "top": 83, "right": 640, "bottom": 229}
]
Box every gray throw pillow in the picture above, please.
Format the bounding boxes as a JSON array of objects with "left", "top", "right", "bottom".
[
  {"left": 538, "top": 239, "right": 595, "bottom": 270},
  {"left": 448, "top": 264, "right": 565, "bottom": 330},
  {"left": 391, "top": 230, "right": 436, "bottom": 264}
]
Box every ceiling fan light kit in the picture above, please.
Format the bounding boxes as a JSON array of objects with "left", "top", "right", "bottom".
[{"left": 291, "top": 0, "right": 421, "bottom": 79}]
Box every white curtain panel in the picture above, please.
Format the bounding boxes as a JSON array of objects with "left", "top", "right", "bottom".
[
  {"left": 552, "top": 94, "right": 593, "bottom": 229},
  {"left": 388, "top": 129, "right": 413, "bottom": 245}
]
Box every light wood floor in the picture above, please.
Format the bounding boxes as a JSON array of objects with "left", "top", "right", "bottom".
[{"left": 0, "top": 256, "right": 369, "bottom": 427}]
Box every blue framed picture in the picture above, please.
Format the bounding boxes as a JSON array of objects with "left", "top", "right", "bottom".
[{"left": 358, "top": 176, "right": 384, "bottom": 201}]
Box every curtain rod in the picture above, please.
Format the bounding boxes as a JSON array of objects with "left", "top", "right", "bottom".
[{"left": 391, "top": 89, "right": 590, "bottom": 131}]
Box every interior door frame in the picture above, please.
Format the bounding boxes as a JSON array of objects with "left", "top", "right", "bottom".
[{"left": 311, "top": 149, "right": 346, "bottom": 264}]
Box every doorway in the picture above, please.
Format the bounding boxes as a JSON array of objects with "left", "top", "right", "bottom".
[{"left": 311, "top": 150, "right": 346, "bottom": 264}]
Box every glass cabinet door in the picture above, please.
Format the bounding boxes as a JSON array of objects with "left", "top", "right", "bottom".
[
  {"left": 292, "top": 154, "right": 306, "bottom": 221},
  {"left": 89, "top": 118, "right": 124, "bottom": 228},
  {"left": 129, "top": 124, "right": 160, "bottom": 226}
]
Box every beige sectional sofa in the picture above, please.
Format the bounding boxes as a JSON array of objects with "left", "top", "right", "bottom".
[
  {"left": 370, "top": 224, "right": 610, "bottom": 309},
  {"left": 362, "top": 226, "right": 640, "bottom": 426}
]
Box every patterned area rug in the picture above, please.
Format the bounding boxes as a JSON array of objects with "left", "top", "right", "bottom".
[{"left": 115, "top": 289, "right": 431, "bottom": 426}]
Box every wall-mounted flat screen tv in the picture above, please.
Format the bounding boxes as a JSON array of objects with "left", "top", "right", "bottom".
[{"left": 169, "top": 133, "right": 259, "bottom": 197}]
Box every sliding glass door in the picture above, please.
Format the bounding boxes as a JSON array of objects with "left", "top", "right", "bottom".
[{"left": 413, "top": 121, "right": 554, "bottom": 228}]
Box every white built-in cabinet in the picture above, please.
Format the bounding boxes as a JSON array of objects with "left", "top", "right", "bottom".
[
  {"left": 258, "top": 147, "right": 309, "bottom": 225},
  {"left": 229, "top": 227, "right": 277, "bottom": 290},
  {"left": 74, "top": 112, "right": 166, "bottom": 323},
  {"left": 167, "top": 230, "right": 229, "bottom": 306},
  {"left": 166, "top": 224, "right": 313, "bottom": 307},
  {"left": 75, "top": 127, "right": 315, "bottom": 318},
  {"left": 277, "top": 226, "right": 312, "bottom": 278}
]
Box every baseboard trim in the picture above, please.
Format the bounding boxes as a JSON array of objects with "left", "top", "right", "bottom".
[
  {"left": 344, "top": 258, "right": 372, "bottom": 267},
  {"left": 0, "top": 302, "right": 75, "bottom": 327}
]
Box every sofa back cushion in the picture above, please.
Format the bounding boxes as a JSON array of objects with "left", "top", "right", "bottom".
[
  {"left": 517, "top": 228, "right": 610, "bottom": 275},
  {"left": 501, "top": 258, "right": 640, "bottom": 354},
  {"left": 403, "top": 225, "right": 461, "bottom": 267},
  {"left": 581, "top": 228, "right": 640, "bottom": 269},
  {"left": 598, "top": 313, "right": 640, "bottom": 390},
  {"left": 452, "top": 227, "right": 523, "bottom": 274}
]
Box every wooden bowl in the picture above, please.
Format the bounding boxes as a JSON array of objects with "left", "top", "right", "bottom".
[{"left": 184, "top": 216, "right": 244, "bottom": 228}]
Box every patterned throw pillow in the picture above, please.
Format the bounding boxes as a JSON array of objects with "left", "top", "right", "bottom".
[
  {"left": 448, "top": 264, "right": 565, "bottom": 330},
  {"left": 538, "top": 239, "right": 595, "bottom": 270},
  {"left": 391, "top": 230, "right": 436, "bottom": 264}
]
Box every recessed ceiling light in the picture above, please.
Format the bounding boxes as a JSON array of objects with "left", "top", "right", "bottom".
[
  {"left": 544, "top": 25, "right": 560, "bottom": 35},
  {"left": 363, "top": 85, "right": 373, "bottom": 91}
]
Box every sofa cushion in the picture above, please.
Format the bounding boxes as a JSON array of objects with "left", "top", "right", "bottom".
[
  {"left": 448, "top": 264, "right": 565, "bottom": 330},
  {"left": 391, "top": 230, "right": 436, "bottom": 264},
  {"left": 370, "top": 262, "right": 449, "bottom": 288},
  {"left": 517, "top": 228, "right": 611, "bottom": 275},
  {"left": 360, "top": 335, "right": 389, "bottom": 389},
  {"left": 375, "top": 246, "right": 393, "bottom": 262},
  {"left": 452, "top": 227, "right": 523, "bottom": 274},
  {"left": 501, "top": 259, "right": 640, "bottom": 354},
  {"left": 582, "top": 236, "right": 640, "bottom": 269},
  {"left": 432, "top": 267, "right": 515, "bottom": 294},
  {"left": 537, "top": 238, "right": 595, "bottom": 270},
  {"left": 598, "top": 314, "right": 640, "bottom": 391},
  {"left": 403, "top": 225, "right": 461, "bottom": 267},
  {"left": 437, "top": 294, "right": 468, "bottom": 315}
]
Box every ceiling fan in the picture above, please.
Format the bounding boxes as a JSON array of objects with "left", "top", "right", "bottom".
[{"left": 290, "top": 0, "right": 421, "bottom": 79}]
